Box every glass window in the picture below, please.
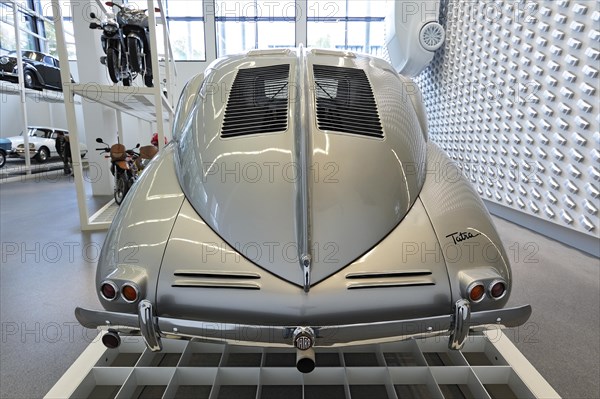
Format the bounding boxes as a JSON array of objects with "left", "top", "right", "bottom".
[
  {"left": 127, "top": 0, "right": 205, "bottom": 61},
  {"left": 307, "top": 0, "right": 388, "bottom": 56},
  {"left": 216, "top": 21, "right": 256, "bottom": 55},
  {"left": 167, "top": 20, "right": 205, "bottom": 61},
  {"left": 37, "top": 0, "right": 76, "bottom": 59},
  {"left": 215, "top": 0, "right": 295, "bottom": 57},
  {"left": 165, "top": 0, "right": 203, "bottom": 18},
  {"left": 0, "top": 3, "right": 38, "bottom": 54}
]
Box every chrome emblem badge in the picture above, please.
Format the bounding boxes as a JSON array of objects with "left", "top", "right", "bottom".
[{"left": 294, "top": 335, "right": 313, "bottom": 351}]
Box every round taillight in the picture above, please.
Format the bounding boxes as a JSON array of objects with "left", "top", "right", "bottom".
[
  {"left": 468, "top": 283, "right": 485, "bottom": 302},
  {"left": 490, "top": 281, "right": 506, "bottom": 299},
  {"left": 100, "top": 282, "right": 118, "bottom": 301},
  {"left": 121, "top": 284, "right": 138, "bottom": 303}
]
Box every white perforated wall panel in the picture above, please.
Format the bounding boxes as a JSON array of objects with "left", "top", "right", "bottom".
[{"left": 415, "top": 1, "right": 599, "bottom": 248}]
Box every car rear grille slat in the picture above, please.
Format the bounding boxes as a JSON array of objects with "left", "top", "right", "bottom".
[
  {"left": 172, "top": 270, "right": 261, "bottom": 290},
  {"left": 313, "top": 64, "right": 384, "bottom": 139},
  {"left": 173, "top": 270, "right": 260, "bottom": 279},
  {"left": 221, "top": 64, "right": 290, "bottom": 138},
  {"left": 346, "top": 280, "right": 436, "bottom": 290},
  {"left": 172, "top": 281, "right": 260, "bottom": 290},
  {"left": 346, "top": 271, "right": 433, "bottom": 279},
  {"left": 345, "top": 270, "right": 435, "bottom": 290}
]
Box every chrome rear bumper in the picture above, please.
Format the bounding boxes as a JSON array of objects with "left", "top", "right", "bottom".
[{"left": 75, "top": 301, "right": 531, "bottom": 351}]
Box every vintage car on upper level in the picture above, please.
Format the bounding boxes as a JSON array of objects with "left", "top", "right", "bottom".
[
  {"left": 0, "top": 51, "right": 73, "bottom": 91},
  {"left": 75, "top": 47, "right": 531, "bottom": 373},
  {"left": 7, "top": 127, "right": 87, "bottom": 163},
  {"left": 0, "top": 138, "right": 11, "bottom": 168}
]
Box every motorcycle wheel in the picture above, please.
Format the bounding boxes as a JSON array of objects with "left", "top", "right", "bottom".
[
  {"left": 114, "top": 173, "right": 130, "bottom": 205},
  {"left": 128, "top": 37, "right": 143, "bottom": 73},
  {"left": 106, "top": 47, "right": 121, "bottom": 84}
]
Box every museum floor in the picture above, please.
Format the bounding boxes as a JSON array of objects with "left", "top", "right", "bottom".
[{"left": 1, "top": 175, "right": 598, "bottom": 399}]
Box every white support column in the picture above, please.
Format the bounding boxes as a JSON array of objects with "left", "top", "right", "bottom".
[
  {"left": 295, "top": 0, "right": 307, "bottom": 47},
  {"left": 51, "top": 0, "right": 89, "bottom": 228},
  {"left": 203, "top": 0, "right": 217, "bottom": 62},
  {"left": 148, "top": 0, "right": 165, "bottom": 150},
  {"left": 160, "top": 4, "right": 173, "bottom": 106},
  {"left": 71, "top": 0, "right": 116, "bottom": 196},
  {"left": 12, "top": 2, "right": 31, "bottom": 175},
  {"left": 116, "top": 110, "right": 123, "bottom": 144}
]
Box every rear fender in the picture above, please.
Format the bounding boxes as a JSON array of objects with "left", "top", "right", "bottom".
[
  {"left": 96, "top": 144, "right": 185, "bottom": 313},
  {"left": 115, "top": 160, "right": 129, "bottom": 170},
  {"left": 419, "top": 143, "right": 511, "bottom": 310}
]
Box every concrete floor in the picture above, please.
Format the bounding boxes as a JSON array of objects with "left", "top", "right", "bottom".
[{"left": 0, "top": 176, "right": 598, "bottom": 398}]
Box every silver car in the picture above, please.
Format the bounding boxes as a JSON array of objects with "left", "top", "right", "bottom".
[{"left": 76, "top": 48, "right": 531, "bottom": 373}]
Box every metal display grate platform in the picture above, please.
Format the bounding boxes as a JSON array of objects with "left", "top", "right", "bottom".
[
  {"left": 71, "top": 84, "right": 173, "bottom": 123},
  {"left": 45, "top": 330, "right": 559, "bottom": 399},
  {"left": 0, "top": 81, "right": 82, "bottom": 104},
  {"left": 89, "top": 200, "right": 119, "bottom": 226}
]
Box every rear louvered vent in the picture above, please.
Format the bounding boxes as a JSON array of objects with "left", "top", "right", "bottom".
[
  {"left": 172, "top": 270, "right": 261, "bottom": 290},
  {"left": 221, "top": 64, "right": 290, "bottom": 138},
  {"left": 345, "top": 270, "right": 434, "bottom": 290},
  {"left": 313, "top": 65, "right": 383, "bottom": 138}
]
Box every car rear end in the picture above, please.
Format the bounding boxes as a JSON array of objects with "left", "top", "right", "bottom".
[{"left": 75, "top": 49, "right": 531, "bottom": 372}]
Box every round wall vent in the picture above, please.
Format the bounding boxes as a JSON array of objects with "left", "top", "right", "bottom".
[{"left": 420, "top": 22, "right": 445, "bottom": 52}]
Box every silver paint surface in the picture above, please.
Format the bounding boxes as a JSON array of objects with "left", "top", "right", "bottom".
[{"left": 175, "top": 49, "right": 427, "bottom": 286}]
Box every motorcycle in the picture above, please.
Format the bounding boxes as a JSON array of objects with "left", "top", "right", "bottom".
[
  {"left": 135, "top": 144, "right": 158, "bottom": 172},
  {"left": 96, "top": 138, "right": 159, "bottom": 205},
  {"left": 89, "top": 2, "right": 159, "bottom": 87},
  {"left": 96, "top": 138, "right": 139, "bottom": 205},
  {"left": 89, "top": 8, "right": 132, "bottom": 86}
]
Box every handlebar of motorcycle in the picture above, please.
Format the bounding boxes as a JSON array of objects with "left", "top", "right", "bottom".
[
  {"left": 105, "top": 2, "right": 158, "bottom": 13},
  {"left": 105, "top": 1, "right": 122, "bottom": 9},
  {"left": 96, "top": 148, "right": 109, "bottom": 151}
]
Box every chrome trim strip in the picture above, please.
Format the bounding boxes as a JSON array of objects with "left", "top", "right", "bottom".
[
  {"left": 449, "top": 299, "right": 471, "bottom": 350},
  {"left": 173, "top": 270, "right": 261, "bottom": 279},
  {"left": 295, "top": 44, "right": 312, "bottom": 293},
  {"left": 346, "top": 270, "right": 432, "bottom": 279},
  {"left": 138, "top": 300, "right": 162, "bottom": 351},
  {"left": 347, "top": 279, "right": 435, "bottom": 290},
  {"left": 75, "top": 304, "right": 532, "bottom": 348},
  {"left": 171, "top": 280, "right": 260, "bottom": 290}
]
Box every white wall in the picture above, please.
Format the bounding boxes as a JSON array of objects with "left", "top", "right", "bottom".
[{"left": 417, "top": 0, "right": 599, "bottom": 255}]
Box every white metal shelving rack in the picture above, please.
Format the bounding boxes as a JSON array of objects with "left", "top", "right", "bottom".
[
  {"left": 51, "top": 0, "right": 176, "bottom": 230},
  {"left": 45, "top": 331, "right": 560, "bottom": 399}
]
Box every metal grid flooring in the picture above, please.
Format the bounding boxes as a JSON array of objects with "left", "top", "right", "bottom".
[
  {"left": 45, "top": 330, "right": 559, "bottom": 399},
  {"left": 89, "top": 200, "right": 120, "bottom": 225}
]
